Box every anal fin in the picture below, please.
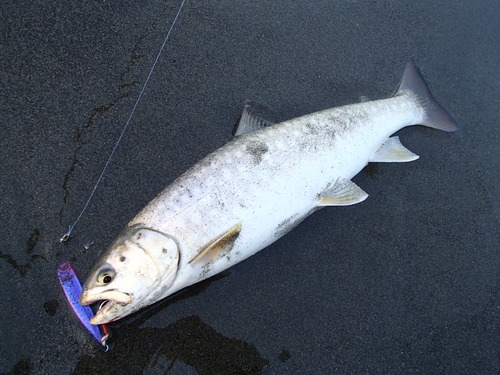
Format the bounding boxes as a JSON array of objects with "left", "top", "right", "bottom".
[
  {"left": 318, "top": 178, "right": 368, "bottom": 206},
  {"left": 189, "top": 223, "right": 242, "bottom": 265},
  {"left": 370, "top": 136, "right": 419, "bottom": 163}
]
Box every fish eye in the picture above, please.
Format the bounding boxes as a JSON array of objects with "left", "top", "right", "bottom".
[{"left": 97, "top": 269, "right": 115, "bottom": 285}]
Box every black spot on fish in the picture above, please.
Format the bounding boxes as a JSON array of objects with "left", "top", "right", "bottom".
[
  {"left": 245, "top": 141, "right": 268, "bottom": 164},
  {"left": 305, "top": 122, "right": 319, "bottom": 135},
  {"left": 275, "top": 214, "right": 306, "bottom": 238},
  {"left": 120, "top": 256, "right": 126, "bottom": 262}
]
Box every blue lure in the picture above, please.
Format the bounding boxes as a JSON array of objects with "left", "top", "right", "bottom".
[{"left": 57, "top": 262, "right": 109, "bottom": 349}]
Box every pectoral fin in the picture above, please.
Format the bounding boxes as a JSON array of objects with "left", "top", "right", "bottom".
[
  {"left": 189, "top": 223, "right": 242, "bottom": 265},
  {"left": 318, "top": 178, "right": 368, "bottom": 206},
  {"left": 370, "top": 136, "right": 419, "bottom": 162}
]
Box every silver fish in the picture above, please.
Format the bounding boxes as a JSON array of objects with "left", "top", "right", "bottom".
[{"left": 80, "top": 61, "right": 458, "bottom": 324}]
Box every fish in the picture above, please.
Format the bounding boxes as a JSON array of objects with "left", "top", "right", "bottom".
[{"left": 80, "top": 61, "right": 458, "bottom": 324}]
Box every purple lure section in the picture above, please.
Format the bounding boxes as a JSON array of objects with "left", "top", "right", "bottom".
[{"left": 57, "top": 262, "right": 103, "bottom": 344}]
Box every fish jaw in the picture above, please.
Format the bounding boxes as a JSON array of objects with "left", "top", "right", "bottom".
[
  {"left": 79, "top": 289, "right": 132, "bottom": 324},
  {"left": 79, "top": 289, "right": 132, "bottom": 306},
  {"left": 90, "top": 303, "right": 116, "bottom": 325}
]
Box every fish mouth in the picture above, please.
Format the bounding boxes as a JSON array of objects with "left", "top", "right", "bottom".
[
  {"left": 90, "top": 300, "right": 117, "bottom": 325},
  {"left": 79, "top": 290, "right": 132, "bottom": 325}
]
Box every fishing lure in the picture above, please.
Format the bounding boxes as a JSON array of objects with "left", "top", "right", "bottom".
[{"left": 57, "top": 262, "right": 110, "bottom": 350}]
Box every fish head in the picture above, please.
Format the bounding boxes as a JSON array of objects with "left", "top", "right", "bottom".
[{"left": 80, "top": 224, "right": 179, "bottom": 324}]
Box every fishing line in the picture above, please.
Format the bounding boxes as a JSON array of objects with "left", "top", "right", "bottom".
[{"left": 60, "top": 0, "right": 188, "bottom": 242}]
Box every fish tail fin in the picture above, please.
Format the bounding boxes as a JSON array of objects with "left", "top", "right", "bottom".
[{"left": 395, "top": 60, "right": 459, "bottom": 132}]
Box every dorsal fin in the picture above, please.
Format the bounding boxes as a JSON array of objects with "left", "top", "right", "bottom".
[
  {"left": 189, "top": 223, "right": 242, "bottom": 265},
  {"left": 233, "top": 100, "right": 276, "bottom": 136},
  {"left": 318, "top": 178, "right": 368, "bottom": 206},
  {"left": 370, "top": 136, "right": 419, "bottom": 162}
]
